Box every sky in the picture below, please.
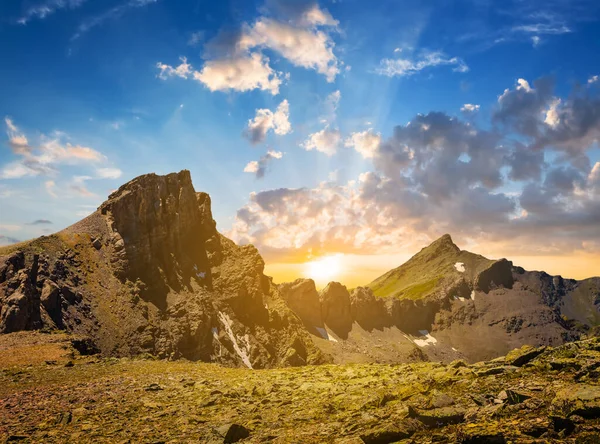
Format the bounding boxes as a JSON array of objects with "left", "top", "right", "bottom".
[{"left": 1, "top": 0, "right": 600, "bottom": 288}]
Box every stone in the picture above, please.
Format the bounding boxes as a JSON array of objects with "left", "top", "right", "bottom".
[
  {"left": 409, "top": 405, "right": 465, "bottom": 427},
  {"left": 553, "top": 385, "right": 600, "bottom": 419},
  {"left": 505, "top": 345, "right": 546, "bottom": 367},
  {"left": 359, "top": 420, "right": 418, "bottom": 443},
  {"left": 215, "top": 423, "right": 250, "bottom": 443}
]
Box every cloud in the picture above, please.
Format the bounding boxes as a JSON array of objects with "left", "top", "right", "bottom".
[
  {"left": 72, "top": 0, "right": 159, "bottom": 41},
  {"left": 17, "top": 0, "right": 87, "bottom": 24},
  {"left": 158, "top": 53, "right": 283, "bottom": 95},
  {"left": 70, "top": 176, "right": 96, "bottom": 197},
  {"left": 188, "top": 31, "right": 205, "bottom": 46},
  {"left": 461, "top": 104, "right": 480, "bottom": 113},
  {"left": 1, "top": 117, "right": 118, "bottom": 181},
  {"left": 376, "top": 51, "right": 469, "bottom": 77},
  {"left": 0, "top": 235, "right": 21, "bottom": 247},
  {"left": 96, "top": 167, "right": 123, "bottom": 179},
  {"left": 344, "top": 129, "right": 381, "bottom": 158},
  {"left": 5, "top": 117, "right": 29, "bottom": 154},
  {"left": 589, "top": 75, "right": 599, "bottom": 84},
  {"left": 241, "top": 17, "right": 339, "bottom": 82},
  {"left": 511, "top": 23, "right": 572, "bottom": 35},
  {"left": 302, "top": 126, "right": 341, "bottom": 156},
  {"left": 157, "top": 4, "right": 340, "bottom": 94},
  {"left": 28, "top": 219, "right": 53, "bottom": 225},
  {"left": 232, "top": 75, "right": 600, "bottom": 261},
  {"left": 243, "top": 150, "right": 284, "bottom": 179},
  {"left": 156, "top": 57, "right": 192, "bottom": 80},
  {"left": 244, "top": 100, "right": 291, "bottom": 144}
]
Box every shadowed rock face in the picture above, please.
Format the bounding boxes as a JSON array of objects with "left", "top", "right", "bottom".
[
  {"left": 349, "top": 286, "right": 388, "bottom": 330},
  {"left": 319, "top": 282, "right": 353, "bottom": 339},
  {"left": 278, "top": 279, "right": 323, "bottom": 330},
  {"left": 0, "top": 171, "right": 325, "bottom": 368}
]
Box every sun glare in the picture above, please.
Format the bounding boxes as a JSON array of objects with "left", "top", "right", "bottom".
[{"left": 304, "top": 255, "right": 342, "bottom": 283}]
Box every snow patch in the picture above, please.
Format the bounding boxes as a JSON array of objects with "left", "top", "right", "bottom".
[
  {"left": 218, "top": 311, "right": 253, "bottom": 369},
  {"left": 452, "top": 347, "right": 458, "bottom": 352},
  {"left": 470, "top": 290, "right": 475, "bottom": 300},
  {"left": 453, "top": 296, "right": 466, "bottom": 302},
  {"left": 413, "top": 330, "right": 438, "bottom": 347},
  {"left": 193, "top": 264, "right": 206, "bottom": 279},
  {"left": 454, "top": 262, "right": 465, "bottom": 272},
  {"left": 315, "top": 326, "right": 339, "bottom": 343}
]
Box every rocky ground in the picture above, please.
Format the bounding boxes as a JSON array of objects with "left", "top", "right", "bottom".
[{"left": 2, "top": 332, "right": 600, "bottom": 443}]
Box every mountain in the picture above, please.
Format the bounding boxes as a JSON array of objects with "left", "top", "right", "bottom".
[
  {"left": 279, "top": 234, "right": 600, "bottom": 364},
  {"left": 0, "top": 171, "right": 324, "bottom": 368},
  {"left": 1, "top": 170, "right": 598, "bottom": 369}
]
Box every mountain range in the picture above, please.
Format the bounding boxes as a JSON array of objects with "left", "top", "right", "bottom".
[{"left": 1, "top": 170, "right": 598, "bottom": 367}]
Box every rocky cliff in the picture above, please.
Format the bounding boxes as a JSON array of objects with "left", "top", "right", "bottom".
[{"left": 0, "top": 171, "right": 324, "bottom": 368}]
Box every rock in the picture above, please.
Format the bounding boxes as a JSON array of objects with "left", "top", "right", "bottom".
[
  {"left": 474, "top": 259, "right": 514, "bottom": 293},
  {"left": 279, "top": 279, "right": 323, "bottom": 328},
  {"left": 349, "top": 287, "right": 389, "bottom": 330},
  {"left": 475, "top": 366, "right": 518, "bottom": 376},
  {"left": 144, "top": 383, "right": 163, "bottom": 392},
  {"left": 359, "top": 420, "right": 418, "bottom": 443},
  {"left": 429, "top": 393, "right": 455, "bottom": 408},
  {"left": 409, "top": 405, "right": 465, "bottom": 427},
  {"left": 505, "top": 345, "right": 546, "bottom": 367},
  {"left": 320, "top": 282, "right": 353, "bottom": 338},
  {"left": 215, "top": 423, "right": 250, "bottom": 443},
  {"left": 497, "top": 389, "right": 530, "bottom": 405},
  {"left": 552, "top": 385, "right": 600, "bottom": 419},
  {"left": 91, "top": 237, "right": 102, "bottom": 250}
]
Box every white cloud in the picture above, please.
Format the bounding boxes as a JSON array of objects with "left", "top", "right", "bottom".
[
  {"left": 96, "top": 167, "right": 123, "bottom": 179},
  {"left": 244, "top": 99, "right": 291, "bottom": 144},
  {"left": 302, "top": 126, "right": 341, "bottom": 156},
  {"left": 544, "top": 98, "right": 561, "bottom": 127},
  {"left": 301, "top": 5, "right": 339, "bottom": 27},
  {"left": 17, "top": 0, "right": 87, "bottom": 24},
  {"left": 344, "top": 129, "right": 381, "bottom": 158},
  {"left": 244, "top": 161, "right": 259, "bottom": 173},
  {"left": 243, "top": 18, "right": 339, "bottom": 82},
  {"left": 461, "top": 104, "right": 480, "bottom": 113},
  {"left": 156, "top": 57, "right": 192, "bottom": 80},
  {"left": 589, "top": 75, "right": 599, "bottom": 84},
  {"left": 193, "top": 53, "right": 282, "bottom": 95},
  {"left": 376, "top": 51, "right": 469, "bottom": 77},
  {"left": 531, "top": 36, "right": 541, "bottom": 47},
  {"left": 1, "top": 117, "right": 118, "bottom": 181}
]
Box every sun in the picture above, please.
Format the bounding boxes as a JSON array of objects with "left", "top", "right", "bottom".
[{"left": 304, "top": 254, "right": 342, "bottom": 284}]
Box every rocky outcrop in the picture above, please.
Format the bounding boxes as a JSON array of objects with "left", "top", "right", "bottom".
[
  {"left": 0, "top": 171, "right": 325, "bottom": 369},
  {"left": 278, "top": 279, "right": 323, "bottom": 329},
  {"left": 475, "top": 259, "right": 514, "bottom": 292},
  {"left": 349, "top": 286, "right": 388, "bottom": 330},
  {"left": 319, "top": 282, "right": 352, "bottom": 338}
]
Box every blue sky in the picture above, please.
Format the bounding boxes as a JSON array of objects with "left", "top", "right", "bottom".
[{"left": 1, "top": 0, "right": 600, "bottom": 283}]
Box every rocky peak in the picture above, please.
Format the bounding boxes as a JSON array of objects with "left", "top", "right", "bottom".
[
  {"left": 278, "top": 279, "right": 322, "bottom": 329},
  {"left": 418, "top": 234, "right": 460, "bottom": 258},
  {"left": 98, "top": 170, "right": 220, "bottom": 296}
]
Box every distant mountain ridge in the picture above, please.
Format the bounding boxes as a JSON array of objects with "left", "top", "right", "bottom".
[{"left": 1, "top": 170, "right": 598, "bottom": 367}]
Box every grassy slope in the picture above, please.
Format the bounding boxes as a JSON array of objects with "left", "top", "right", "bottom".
[
  {"left": 1, "top": 331, "right": 600, "bottom": 443},
  {"left": 368, "top": 235, "right": 494, "bottom": 300}
]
